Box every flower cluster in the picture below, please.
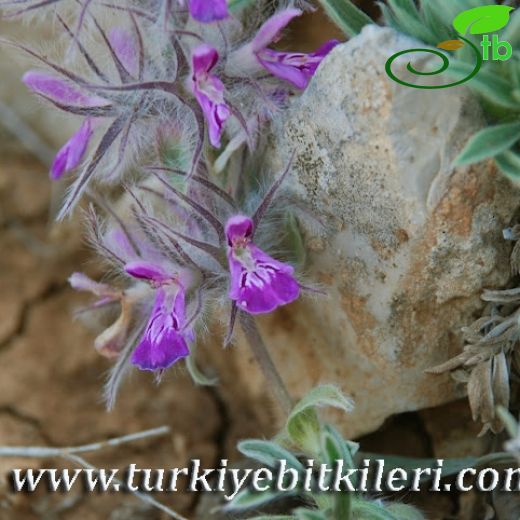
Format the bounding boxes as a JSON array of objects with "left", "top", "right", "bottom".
[{"left": 5, "top": 0, "right": 337, "bottom": 401}]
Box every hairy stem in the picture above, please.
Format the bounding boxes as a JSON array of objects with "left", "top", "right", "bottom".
[{"left": 239, "top": 313, "right": 293, "bottom": 415}]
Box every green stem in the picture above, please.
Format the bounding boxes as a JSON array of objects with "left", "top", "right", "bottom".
[{"left": 239, "top": 313, "right": 293, "bottom": 415}]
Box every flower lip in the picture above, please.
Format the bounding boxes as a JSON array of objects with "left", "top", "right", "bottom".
[
  {"left": 225, "top": 215, "right": 254, "bottom": 246},
  {"left": 131, "top": 286, "right": 191, "bottom": 371},
  {"left": 191, "top": 44, "right": 230, "bottom": 148},
  {"left": 227, "top": 242, "right": 300, "bottom": 314},
  {"left": 256, "top": 39, "right": 340, "bottom": 89}
]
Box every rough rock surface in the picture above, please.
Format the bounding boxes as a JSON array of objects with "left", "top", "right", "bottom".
[{"left": 212, "top": 25, "right": 519, "bottom": 438}]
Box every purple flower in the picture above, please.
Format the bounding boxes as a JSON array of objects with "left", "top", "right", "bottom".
[
  {"left": 226, "top": 215, "right": 300, "bottom": 314},
  {"left": 245, "top": 9, "right": 339, "bottom": 89},
  {"left": 187, "top": 0, "right": 228, "bottom": 23},
  {"left": 124, "top": 261, "right": 193, "bottom": 372},
  {"left": 131, "top": 286, "right": 190, "bottom": 371},
  {"left": 257, "top": 40, "right": 339, "bottom": 89},
  {"left": 191, "top": 44, "right": 231, "bottom": 148},
  {"left": 22, "top": 70, "right": 109, "bottom": 107},
  {"left": 50, "top": 118, "right": 93, "bottom": 180},
  {"left": 108, "top": 28, "right": 139, "bottom": 77}
]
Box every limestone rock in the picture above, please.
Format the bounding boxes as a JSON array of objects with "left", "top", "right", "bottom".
[{"left": 216, "top": 25, "right": 519, "bottom": 438}]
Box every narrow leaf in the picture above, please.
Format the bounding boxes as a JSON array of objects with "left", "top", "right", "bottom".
[
  {"left": 286, "top": 385, "right": 353, "bottom": 455},
  {"left": 289, "top": 385, "right": 354, "bottom": 424},
  {"left": 454, "top": 121, "right": 520, "bottom": 166},
  {"left": 495, "top": 150, "right": 520, "bottom": 181},
  {"left": 322, "top": 424, "right": 358, "bottom": 478},
  {"left": 238, "top": 440, "right": 304, "bottom": 471},
  {"left": 381, "top": 0, "right": 438, "bottom": 44}
]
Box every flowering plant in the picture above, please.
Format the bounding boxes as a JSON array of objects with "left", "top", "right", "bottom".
[{"left": 1, "top": 0, "right": 339, "bottom": 408}]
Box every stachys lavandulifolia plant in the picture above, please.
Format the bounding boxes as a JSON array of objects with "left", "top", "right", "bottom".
[{"left": 1, "top": 0, "right": 339, "bottom": 410}]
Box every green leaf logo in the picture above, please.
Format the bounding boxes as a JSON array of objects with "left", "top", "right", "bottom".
[{"left": 453, "top": 5, "right": 514, "bottom": 35}]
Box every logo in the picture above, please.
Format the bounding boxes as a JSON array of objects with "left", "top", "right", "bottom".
[{"left": 385, "top": 5, "right": 514, "bottom": 89}]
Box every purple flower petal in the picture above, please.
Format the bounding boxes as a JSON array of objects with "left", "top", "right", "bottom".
[
  {"left": 257, "top": 52, "right": 309, "bottom": 89},
  {"left": 188, "top": 0, "right": 228, "bottom": 23},
  {"left": 228, "top": 246, "right": 300, "bottom": 314},
  {"left": 132, "top": 331, "right": 189, "bottom": 371},
  {"left": 131, "top": 287, "right": 191, "bottom": 371},
  {"left": 191, "top": 45, "right": 231, "bottom": 148},
  {"left": 108, "top": 28, "right": 139, "bottom": 77},
  {"left": 205, "top": 101, "right": 231, "bottom": 148},
  {"left": 311, "top": 39, "right": 341, "bottom": 61},
  {"left": 22, "top": 70, "right": 109, "bottom": 107},
  {"left": 125, "top": 261, "right": 170, "bottom": 282},
  {"left": 257, "top": 39, "right": 340, "bottom": 89},
  {"left": 50, "top": 118, "right": 93, "bottom": 180},
  {"left": 226, "top": 215, "right": 300, "bottom": 314},
  {"left": 251, "top": 8, "right": 302, "bottom": 52}
]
